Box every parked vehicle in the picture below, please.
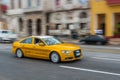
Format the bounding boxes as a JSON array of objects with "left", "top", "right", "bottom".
[
  {"left": 80, "top": 35, "right": 108, "bottom": 45},
  {"left": 0, "top": 30, "right": 18, "bottom": 43},
  {"left": 12, "top": 36, "right": 83, "bottom": 63}
]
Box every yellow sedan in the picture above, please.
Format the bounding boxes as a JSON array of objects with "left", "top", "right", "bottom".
[{"left": 12, "top": 36, "right": 83, "bottom": 63}]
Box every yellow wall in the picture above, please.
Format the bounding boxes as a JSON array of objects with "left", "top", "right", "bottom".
[{"left": 91, "top": 0, "right": 120, "bottom": 37}]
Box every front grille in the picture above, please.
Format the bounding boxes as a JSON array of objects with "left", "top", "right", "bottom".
[{"left": 74, "top": 49, "right": 81, "bottom": 58}]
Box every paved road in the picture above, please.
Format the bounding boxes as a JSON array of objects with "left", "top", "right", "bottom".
[
  {"left": 80, "top": 45, "right": 120, "bottom": 54},
  {"left": 0, "top": 44, "right": 120, "bottom": 80}
]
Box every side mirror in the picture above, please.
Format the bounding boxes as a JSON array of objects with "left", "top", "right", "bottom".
[{"left": 38, "top": 43, "right": 45, "bottom": 46}]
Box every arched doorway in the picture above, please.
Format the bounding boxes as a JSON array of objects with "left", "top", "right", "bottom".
[
  {"left": 18, "top": 18, "right": 23, "bottom": 31},
  {"left": 80, "top": 12, "right": 87, "bottom": 18},
  {"left": 28, "top": 19, "right": 32, "bottom": 36},
  {"left": 97, "top": 14, "right": 106, "bottom": 35},
  {"left": 36, "top": 19, "right": 41, "bottom": 35}
]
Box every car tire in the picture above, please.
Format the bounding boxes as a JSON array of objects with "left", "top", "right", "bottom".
[
  {"left": 50, "top": 52, "right": 60, "bottom": 63},
  {"left": 16, "top": 49, "right": 24, "bottom": 58}
]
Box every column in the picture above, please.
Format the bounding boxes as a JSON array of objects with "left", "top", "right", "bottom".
[
  {"left": 32, "top": 19, "right": 37, "bottom": 36},
  {"left": 23, "top": 19, "right": 28, "bottom": 37},
  {"left": 106, "top": 13, "right": 113, "bottom": 37},
  {"left": 41, "top": 13, "right": 46, "bottom": 35}
]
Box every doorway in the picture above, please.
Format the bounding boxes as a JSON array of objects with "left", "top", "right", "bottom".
[
  {"left": 28, "top": 19, "right": 32, "bottom": 36},
  {"left": 97, "top": 14, "right": 106, "bottom": 35},
  {"left": 36, "top": 19, "right": 41, "bottom": 35}
]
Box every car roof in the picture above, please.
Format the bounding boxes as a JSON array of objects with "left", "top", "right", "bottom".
[{"left": 32, "top": 36, "right": 54, "bottom": 38}]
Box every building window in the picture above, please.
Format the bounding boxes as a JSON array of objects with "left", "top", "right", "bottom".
[
  {"left": 28, "top": 0, "right": 32, "bottom": 7},
  {"left": 66, "top": 0, "right": 72, "bottom": 4},
  {"left": 66, "top": 12, "right": 73, "bottom": 20},
  {"left": 37, "top": 0, "right": 41, "bottom": 6},
  {"left": 80, "top": 12, "right": 87, "bottom": 18},
  {"left": 79, "top": 0, "right": 87, "bottom": 4},
  {"left": 55, "top": 0, "right": 61, "bottom": 8},
  {"left": 18, "top": 18, "right": 23, "bottom": 31},
  {"left": 36, "top": 19, "right": 41, "bottom": 35},
  {"left": 18, "top": 0, "right": 21, "bottom": 8},
  {"left": 56, "top": 24, "right": 62, "bottom": 29},
  {"left": 28, "top": 19, "right": 32, "bottom": 36},
  {"left": 11, "top": 0, "right": 14, "bottom": 9},
  {"left": 55, "top": 13, "right": 61, "bottom": 20},
  {"left": 67, "top": 23, "right": 74, "bottom": 30},
  {"left": 56, "top": 24, "right": 59, "bottom": 29},
  {"left": 80, "top": 23, "right": 87, "bottom": 29}
]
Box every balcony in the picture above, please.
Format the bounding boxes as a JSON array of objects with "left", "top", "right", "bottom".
[
  {"left": 49, "top": 30, "right": 71, "bottom": 35},
  {"left": 78, "top": 29, "right": 90, "bottom": 35},
  {"left": 107, "top": 0, "right": 120, "bottom": 5},
  {"left": 7, "top": 9, "right": 24, "bottom": 15},
  {"left": 24, "top": 6, "right": 43, "bottom": 13}
]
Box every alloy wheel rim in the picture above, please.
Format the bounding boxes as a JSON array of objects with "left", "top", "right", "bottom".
[
  {"left": 51, "top": 53, "right": 59, "bottom": 63},
  {"left": 17, "top": 50, "right": 22, "bottom": 58}
]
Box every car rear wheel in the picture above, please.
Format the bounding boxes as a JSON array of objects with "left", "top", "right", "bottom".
[
  {"left": 50, "top": 52, "right": 60, "bottom": 63},
  {"left": 16, "top": 49, "right": 24, "bottom": 58}
]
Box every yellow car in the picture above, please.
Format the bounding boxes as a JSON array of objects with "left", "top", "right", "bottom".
[{"left": 12, "top": 36, "right": 83, "bottom": 63}]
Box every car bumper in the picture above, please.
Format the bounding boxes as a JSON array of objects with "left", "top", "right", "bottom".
[
  {"left": 60, "top": 49, "right": 83, "bottom": 62},
  {"left": 61, "top": 55, "right": 83, "bottom": 62},
  {"left": 0, "top": 38, "right": 17, "bottom": 42}
]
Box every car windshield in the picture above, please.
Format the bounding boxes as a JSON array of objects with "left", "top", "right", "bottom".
[{"left": 42, "top": 37, "right": 62, "bottom": 45}]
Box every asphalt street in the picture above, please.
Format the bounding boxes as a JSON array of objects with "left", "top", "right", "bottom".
[{"left": 0, "top": 43, "right": 120, "bottom": 80}]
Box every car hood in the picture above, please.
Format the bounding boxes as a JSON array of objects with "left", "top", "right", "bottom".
[{"left": 50, "top": 43, "right": 80, "bottom": 50}]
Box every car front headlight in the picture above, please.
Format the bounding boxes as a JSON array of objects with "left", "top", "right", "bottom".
[{"left": 62, "top": 50, "right": 71, "bottom": 54}]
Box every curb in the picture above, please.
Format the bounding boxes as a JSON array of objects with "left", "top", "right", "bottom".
[{"left": 81, "top": 48, "right": 120, "bottom": 54}]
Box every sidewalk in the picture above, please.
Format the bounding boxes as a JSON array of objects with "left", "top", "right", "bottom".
[
  {"left": 59, "top": 37, "right": 120, "bottom": 54},
  {"left": 60, "top": 37, "right": 120, "bottom": 46}
]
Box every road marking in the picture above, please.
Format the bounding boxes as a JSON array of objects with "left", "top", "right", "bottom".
[
  {"left": 92, "top": 57, "right": 120, "bottom": 62},
  {"left": 60, "top": 65, "right": 120, "bottom": 76}
]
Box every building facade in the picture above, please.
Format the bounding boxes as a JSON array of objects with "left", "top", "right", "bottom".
[
  {"left": 7, "top": 0, "right": 46, "bottom": 37},
  {"left": 0, "top": 0, "right": 8, "bottom": 30},
  {"left": 47, "top": 0, "right": 90, "bottom": 36},
  {"left": 91, "top": 0, "right": 120, "bottom": 37},
  {"left": 7, "top": 0, "right": 90, "bottom": 37}
]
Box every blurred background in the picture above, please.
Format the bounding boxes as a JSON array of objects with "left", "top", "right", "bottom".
[{"left": 0, "top": 0, "right": 120, "bottom": 45}]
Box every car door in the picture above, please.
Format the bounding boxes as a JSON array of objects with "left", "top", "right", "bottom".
[
  {"left": 89, "top": 36, "right": 96, "bottom": 44},
  {"left": 20, "top": 37, "right": 35, "bottom": 57},
  {"left": 85, "top": 36, "right": 91, "bottom": 44},
  {"left": 33, "top": 38, "right": 51, "bottom": 59}
]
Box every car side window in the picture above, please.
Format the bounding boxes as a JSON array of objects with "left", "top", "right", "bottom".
[
  {"left": 21, "top": 38, "right": 32, "bottom": 44},
  {"left": 90, "top": 36, "right": 95, "bottom": 40},
  {"left": 34, "top": 38, "right": 44, "bottom": 44},
  {"left": 85, "top": 36, "right": 90, "bottom": 40}
]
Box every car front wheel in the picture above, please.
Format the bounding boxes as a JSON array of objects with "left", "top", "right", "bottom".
[
  {"left": 16, "top": 49, "right": 24, "bottom": 58},
  {"left": 50, "top": 52, "right": 60, "bottom": 63}
]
